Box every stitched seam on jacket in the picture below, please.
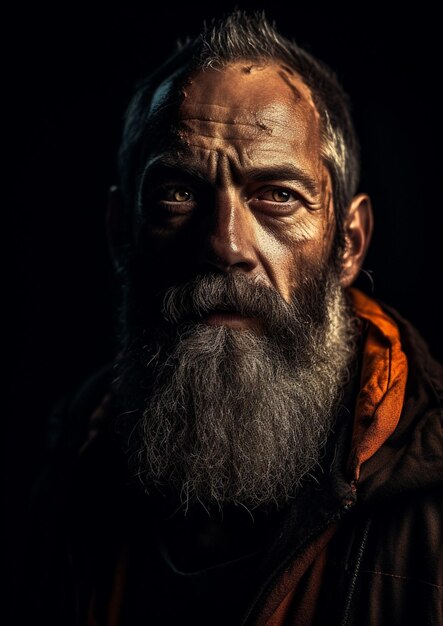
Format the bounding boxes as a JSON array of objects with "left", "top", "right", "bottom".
[{"left": 362, "top": 569, "right": 443, "bottom": 590}]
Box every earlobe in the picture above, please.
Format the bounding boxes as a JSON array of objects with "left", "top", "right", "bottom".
[
  {"left": 340, "top": 193, "right": 374, "bottom": 287},
  {"left": 106, "top": 185, "right": 131, "bottom": 269}
]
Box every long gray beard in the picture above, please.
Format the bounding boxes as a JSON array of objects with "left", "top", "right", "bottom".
[{"left": 113, "top": 271, "right": 358, "bottom": 512}]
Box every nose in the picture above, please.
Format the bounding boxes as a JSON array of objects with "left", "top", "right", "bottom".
[{"left": 199, "top": 192, "right": 258, "bottom": 274}]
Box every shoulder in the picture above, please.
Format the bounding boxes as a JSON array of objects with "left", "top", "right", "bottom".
[
  {"left": 321, "top": 488, "right": 443, "bottom": 625},
  {"left": 359, "top": 489, "right": 442, "bottom": 624}
]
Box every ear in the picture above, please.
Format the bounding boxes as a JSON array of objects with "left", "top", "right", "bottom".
[
  {"left": 106, "top": 185, "right": 131, "bottom": 270},
  {"left": 340, "top": 193, "right": 374, "bottom": 287}
]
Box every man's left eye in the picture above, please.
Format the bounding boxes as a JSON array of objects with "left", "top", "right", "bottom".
[{"left": 258, "top": 188, "right": 297, "bottom": 203}]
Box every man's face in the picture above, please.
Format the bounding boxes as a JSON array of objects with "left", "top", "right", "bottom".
[
  {"left": 133, "top": 62, "right": 335, "bottom": 327},
  {"left": 113, "top": 62, "right": 357, "bottom": 511}
]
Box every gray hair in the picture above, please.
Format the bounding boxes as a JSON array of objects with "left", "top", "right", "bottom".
[{"left": 118, "top": 10, "right": 360, "bottom": 251}]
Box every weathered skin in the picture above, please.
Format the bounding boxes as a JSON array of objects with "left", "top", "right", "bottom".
[{"left": 108, "top": 61, "right": 373, "bottom": 331}]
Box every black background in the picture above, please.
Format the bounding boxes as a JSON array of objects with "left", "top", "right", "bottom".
[{"left": 5, "top": 2, "right": 442, "bottom": 519}]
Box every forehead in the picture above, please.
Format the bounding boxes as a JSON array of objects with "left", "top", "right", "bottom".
[
  {"left": 147, "top": 61, "right": 325, "bottom": 182},
  {"left": 180, "top": 61, "right": 319, "bottom": 125}
]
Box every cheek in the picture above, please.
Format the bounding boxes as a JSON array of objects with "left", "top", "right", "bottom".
[{"left": 255, "top": 213, "right": 333, "bottom": 302}]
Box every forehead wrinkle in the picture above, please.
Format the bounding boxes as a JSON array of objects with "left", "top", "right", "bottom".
[
  {"left": 158, "top": 148, "right": 248, "bottom": 183},
  {"left": 180, "top": 117, "right": 262, "bottom": 128},
  {"left": 180, "top": 133, "right": 265, "bottom": 143},
  {"left": 169, "top": 142, "right": 308, "bottom": 160},
  {"left": 179, "top": 98, "right": 296, "bottom": 136},
  {"left": 179, "top": 114, "right": 274, "bottom": 137},
  {"left": 180, "top": 102, "right": 254, "bottom": 113},
  {"left": 144, "top": 144, "right": 252, "bottom": 187},
  {"left": 178, "top": 99, "right": 295, "bottom": 133},
  {"left": 179, "top": 112, "right": 294, "bottom": 134},
  {"left": 177, "top": 115, "right": 296, "bottom": 144}
]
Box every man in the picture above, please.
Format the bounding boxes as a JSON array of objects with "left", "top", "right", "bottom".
[{"left": 13, "top": 10, "right": 442, "bottom": 626}]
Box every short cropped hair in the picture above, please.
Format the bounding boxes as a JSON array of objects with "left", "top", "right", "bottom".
[{"left": 118, "top": 10, "right": 360, "bottom": 251}]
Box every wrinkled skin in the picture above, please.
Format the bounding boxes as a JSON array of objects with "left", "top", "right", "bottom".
[{"left": 108, "top": 61, "right": 372, "bottom": 329}]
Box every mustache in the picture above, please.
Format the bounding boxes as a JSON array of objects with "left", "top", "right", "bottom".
[{"left": 160, "top": 271, "right": 327, "bottom": 334}]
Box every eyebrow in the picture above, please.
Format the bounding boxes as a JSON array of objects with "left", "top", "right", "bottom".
[
  {"left": 141, "top": 159, "right": 320, "bottom": 198},
  {"left": 241, "top": 164, "right": 320, "bottom": 197}
]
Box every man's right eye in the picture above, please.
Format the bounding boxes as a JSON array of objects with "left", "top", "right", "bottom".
[
  {"left": 142, "top": 185, "right": 198, "bottom": 225},
  {"left": 157, "top": 186, "right": 195, "bottom": 203}
]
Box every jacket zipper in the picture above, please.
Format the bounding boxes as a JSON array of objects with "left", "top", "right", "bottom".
[{"left": 338, "top": 516, "right": 372, "bottom": 626}]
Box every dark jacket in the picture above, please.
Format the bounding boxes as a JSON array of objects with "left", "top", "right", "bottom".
[{"left": 8, "top": 290, "right": 443, "bottom": 625}]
